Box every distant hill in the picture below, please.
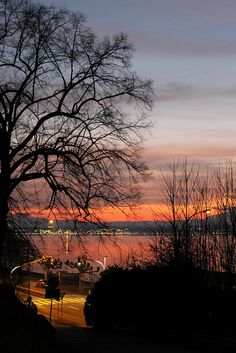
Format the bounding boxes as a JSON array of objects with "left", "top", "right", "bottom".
[
  {"left": 9, "top": 211, "right": 230, "bottom": 234},
  {"left": 9, "top": 214, "right": 164, "bottom": 233}
]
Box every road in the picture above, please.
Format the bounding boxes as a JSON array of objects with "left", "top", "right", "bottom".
[
  {"left": 17, "top": 282, "right": 87, "bottom": 327},
  {"left": 33, "top": 293, "right": 86, "bottom": 326}
]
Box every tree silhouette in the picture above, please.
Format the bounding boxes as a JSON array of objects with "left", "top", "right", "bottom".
[{"left": 0, "top": 0, "right": 153, "bottom": 259}]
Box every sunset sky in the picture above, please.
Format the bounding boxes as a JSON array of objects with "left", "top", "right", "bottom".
[{"left": 35, "top": 0, "right": 236, "bottom": 221}]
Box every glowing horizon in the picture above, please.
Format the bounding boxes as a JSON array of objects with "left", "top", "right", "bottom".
[{"left": 13, "top": 203, "right": 220, "bottom": 224}]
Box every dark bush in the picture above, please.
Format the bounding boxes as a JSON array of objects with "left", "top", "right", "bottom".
[
  {"left": 0, "top": 282, "right": 63, "bottom": 353},
  {"left": 84, "top": 264, "right": 236, "bottom": 333}
]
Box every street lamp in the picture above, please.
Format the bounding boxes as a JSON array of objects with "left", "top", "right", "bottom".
[
  {"left": 179, "top": 209, "right": 212, "bottom": 264},
  {"left": 10, "top": 265, "right": 22, "bottom": 277},
  {"left": 188, "top": 209, "right": 211, "bottom": 221},
  {"left": 180, "top": 209, "right": 211, "bottom": 229},
  {"left": 10, "top": 255, "right": 54, "bottom": 300},
  {"left": 10, "top": 262, "right": 32, "bottom": 302},
  {"left": 94, "top": 256, "right": 107, "bottom": 271}
]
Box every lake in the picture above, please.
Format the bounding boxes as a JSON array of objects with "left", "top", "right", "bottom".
[{"left": 30, "top": 234, "right": 154, "bottom": 273}]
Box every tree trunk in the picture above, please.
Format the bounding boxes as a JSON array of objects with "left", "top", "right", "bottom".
[
  {"left": 0, "top": 189, "right": 9, "bottom": 264},
  {"left": 0, "top": 140, "right": 11, "bottom": 263}
]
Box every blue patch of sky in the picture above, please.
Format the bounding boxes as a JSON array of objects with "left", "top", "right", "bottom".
[{"left": 35, "top": 0, "right": 236, "bottom": 166}]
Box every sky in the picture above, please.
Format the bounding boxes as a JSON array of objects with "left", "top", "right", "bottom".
[{"left": 34, "top": 0, "right": 236, "bottom": 221}]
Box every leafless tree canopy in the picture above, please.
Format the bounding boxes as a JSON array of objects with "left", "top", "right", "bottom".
[
  {"left": 153, "top": 159, "right": 236, "bottom": 289},
  {"left": 0, "top": 0, "right": 153, "bottom": 255}
]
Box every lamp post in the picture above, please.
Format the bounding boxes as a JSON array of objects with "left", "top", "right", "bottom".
[
  {"left": 94, "top": 256, "right": 107, "bottom": 271},
  {"left": 10, "top": 265, "right": 22, "bottom": 277},
  {"left": 10, "top": 261, "right": 32, "bottom": 302},
  {"left": 179, "top": 209, "right": 211, "bottom": 265},
  {"left": 10, "top": 255, "right": 55, "bottom": 301},
  {"left": 180, "top": 208, "right": 211, "bottom": 234},
  {"left": 182, "top": 209, "right": 211, "bottom": 224}
]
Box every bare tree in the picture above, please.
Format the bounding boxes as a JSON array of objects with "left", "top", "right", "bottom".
[
  {"left": 191, "top": 168, "right": 214, "bottom": 270},
  {"left": 158, "top": 160, "right": 182, "bottom": 264},
  {"left": 213, "top": 160, "right": 236, "bottom": 289},
  {"left": 156, "top": 159, "right": 210, "bottom": 266},
  {"left": 0, "top": 0, "right": 153, "bottom": 260}
]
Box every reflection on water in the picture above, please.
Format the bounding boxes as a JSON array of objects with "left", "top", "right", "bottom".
[{"left": 30, "top": 234, "right": 151, "bottom": 273}]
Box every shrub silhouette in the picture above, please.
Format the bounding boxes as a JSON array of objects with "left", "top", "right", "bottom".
[
  {"left": 84, "top": 264, "right": 236, "bottom": 333},
  {"left": 0, "top": 282, "right": 64, "bottom": 353}
]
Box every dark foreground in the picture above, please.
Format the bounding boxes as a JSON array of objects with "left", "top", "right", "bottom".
[
  {"left": 2, "top": 289, "right": 236, "bottom": 353},
  {"left": 55, "top": 325, "right": 236, "bottom": 353},
  {"left": 3, "top": 268, "right": 236, "bottom": 353}
]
